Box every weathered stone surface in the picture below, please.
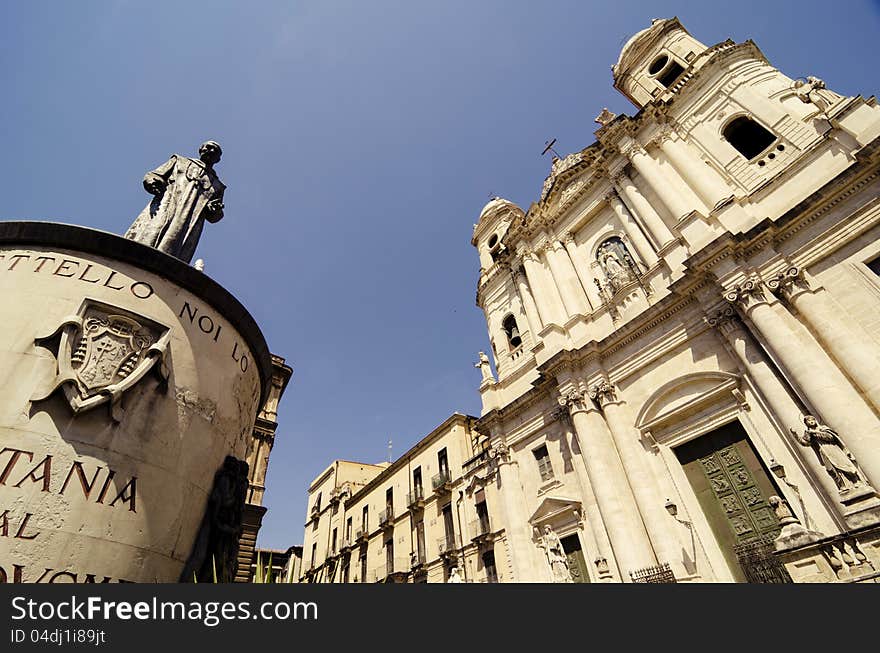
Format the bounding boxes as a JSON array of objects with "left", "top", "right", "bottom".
[{"left": 0, "top": 223, "right": 268, "bottom": 582}]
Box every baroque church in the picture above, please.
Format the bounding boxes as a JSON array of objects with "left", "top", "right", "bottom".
[{"left": 299, "top": 17, "right": 880, "bottom": 583}]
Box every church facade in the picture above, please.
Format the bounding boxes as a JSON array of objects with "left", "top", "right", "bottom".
[
  {"left": 472, "top": 17, "right": 880, "bottom": 583},
  {"left": 298, "top": 17, "right": 880, "bottom": 583}
]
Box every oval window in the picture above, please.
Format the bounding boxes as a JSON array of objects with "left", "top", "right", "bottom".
[{"left": 648, "top": 55, "right": 669, "bottom": 75}]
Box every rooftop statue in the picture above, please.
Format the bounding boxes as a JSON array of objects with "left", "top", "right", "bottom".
[{"left": 125, "top": 140, "right": 226, "bottom": 264}]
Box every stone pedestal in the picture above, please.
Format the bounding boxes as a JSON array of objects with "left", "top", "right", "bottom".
[
  {"left": 0, "top": 221, "right": 272, "bottom": 583},
  {"left": 839, "top": 488, "right": 880, "bottom": 530}
]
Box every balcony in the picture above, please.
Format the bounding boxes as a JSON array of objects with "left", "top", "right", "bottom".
[
  {"left": 431, "top": 470, "right": 453, "bottom": 494},
  {"left": 340, "top": 536, "right": 352, "bottom": 551},
  {"left": 373, "top": 558, "right": 410, "bottom": 583},
  {"left": 410, "top": 550, "right": 426, "bottom": 569},
  {"left": 406, "top": 488, "right": 426, "bottom": 511},
  {"left": 378, "top": 507, "right": 394, "bottom": 530},
  {"left": 437, "top": 534, "right": 458, "bottom": 559},
  {"left": 470, "top": 518, "right": 493, "bottom": 545},
  {"left": 355, "top": 528, "right": 369, "bottom": 543}
]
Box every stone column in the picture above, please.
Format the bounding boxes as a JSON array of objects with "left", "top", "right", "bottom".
[
  {"left": 521, "top": 248, "right": 565, "bottom": 327},
  {"left": 590, "top": 379, "right": 686, "bottom": 578},
  {"left": 655, "top": 126, "right": 734, "bottom": 210},
  {"left": 558, "top": 389, "right": 656, "bottom": 579},
  {"left": 492, "top": 445, "right": 535, "bottom": 581},
  {"left": 612, "top": 170, "right": 676, "bottom": 249},
  {"left": 560, "top": 235, "right": 599, "bottom": 311},
  {"left": 543, "top": 239, "right": 590, "bottom": 317},
  {"left": 558, "top": 415, "right": 616, "bottom": 581},
  {"left": 620, "top": 136, "right": 693, "bottom": 222},
  {"left": 605, "top": 190, "right": 658, "bottom": 267},
  {"left": 512, "top": 265, "right": 543, "bottom": 337},
  {"left": 767, "top": 266, "right": 880, "bottom": 413},
  {"left": 705, "top": 305, "right": 843, "bottom": 509},
  {"left": 725, "top": 279, "right": 880, "bottom": 494}
]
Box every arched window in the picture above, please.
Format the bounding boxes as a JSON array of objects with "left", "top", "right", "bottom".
[
  {"left": 648, "top": 53, "right": 685, "bottom": 88},
  {"left": 723, "top": 117, "right": 776, "bottom": 160},
  {"left": 502, "top": 315, "right": 522, "bottom": 350},
  {"left": 488, "top": 233, "right": 504, "bottom": 263}
]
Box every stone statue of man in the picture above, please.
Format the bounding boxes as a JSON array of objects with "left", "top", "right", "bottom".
[
  {"left": 790, "top": 415, "right": 863, "bottom": 494},
  {"left": 125, "top": 140, "right": 226, "bottom": 264},
  {"left": 475, "top": 351, "right": 494, "bottom": 383},
  {"left": 540, "top": 525, "right": 572, "bottom": 583}
]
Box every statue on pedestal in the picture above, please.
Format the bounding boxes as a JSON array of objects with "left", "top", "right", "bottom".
[
  {"left": 790, "top": 415, "right": 864, "bottom": 495},
  {"left": 125, "top": 141, "right": 226, "bottom": 264},
  {"left": 475, "top": 351, "right": 494, "bottom": 384},
  {"left": 539, "top": 525, "right": 572, "bottom": 583}
]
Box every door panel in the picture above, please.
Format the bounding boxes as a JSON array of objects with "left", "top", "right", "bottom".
[
  {"left": 675, "top": 421, "right": 782, "bottom": 582},
  {"left": 561, "top": 534, "right": 590, "bottom": 583}
]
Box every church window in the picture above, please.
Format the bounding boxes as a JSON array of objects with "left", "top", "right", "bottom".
[
  {"left": 488, "top": 233, "right": 505, "bottom": 263},
  {"left": 657, "top": 61, "right": 685, "bottom": 87},
  {"left": 533, "top": 444, "right": 554, "bottom": 481},
  {"left": 648, "top": 53, "right": 684, "bottom": 88},
  {"left": 723, "top": 117, "right": 776, "bottom": 160},
  {"left": 502, "top": 314, "right": 522, "bottom": 349},
  {"left": 648, "top": 55, "right": 668, "bottom": 75}
]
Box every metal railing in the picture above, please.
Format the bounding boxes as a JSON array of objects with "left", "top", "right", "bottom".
[
  {"left": 373, "top": 558, "right": 410, "bottom": 582},
  {"left": 734, "top": 535, "right": 792, "bottom": 584},
  {"left": 431, "top": 470, "right": 452, "bottom": 491},
  {"left": 378, "top": 507, "right": 394, "bottom": 527},
  {"left": 410, "top": 550, "right": 426, "bottom": 567},
  {"left": 406, "top": 488, "right": 425, "bottom": 508},
  {"left": 355, "top": 528, "right": 368, "bottom": 541},
  {"left": 630, "top": 562, "right": 677, "bottom": 583}
]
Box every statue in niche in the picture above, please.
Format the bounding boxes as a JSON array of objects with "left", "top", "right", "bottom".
[
  {"left": 539, "top": 525, "right": 572, "bottom": 583},
  {"left": 180, "top": 455, "right": 250, "bottom": 582},
  {"left": 474, "top": 351, "right": 494, "bottom": 384},
  {"left": 790, "top": 415, "right": 865, "bottom": 495},
  {"left": 125, "top": 140, "right": 226, "bottom": 264},
  {"left": 597, "top": 238, "right": 637, "bottom": 292}
]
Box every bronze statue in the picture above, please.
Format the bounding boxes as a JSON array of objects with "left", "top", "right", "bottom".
[{"left": 125, "top": 141, "right": 226, "bottom": 264}]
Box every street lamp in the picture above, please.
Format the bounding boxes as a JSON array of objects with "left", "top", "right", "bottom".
[{"left": 664, "top": 499, "right": 696, "bottom": 564}]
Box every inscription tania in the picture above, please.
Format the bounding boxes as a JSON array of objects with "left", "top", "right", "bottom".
[{"left": 0, "top": 447, "right": 137, "bottom": 512}]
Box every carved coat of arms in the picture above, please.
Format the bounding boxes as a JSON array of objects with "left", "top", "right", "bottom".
[{"left": 32, "top": 300, "right": 171, "bottom": 421}]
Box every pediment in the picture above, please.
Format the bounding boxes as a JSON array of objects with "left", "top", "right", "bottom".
[
  {"left": 528, "top": 495, "right": 581, "bottom": 525},
  {"left": 635, "top": 371, "right": 740, "bottom": 433}
]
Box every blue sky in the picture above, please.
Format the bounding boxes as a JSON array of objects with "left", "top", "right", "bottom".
[{"left": 2, "top": 1, "right": 879, "bottom": 550}]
